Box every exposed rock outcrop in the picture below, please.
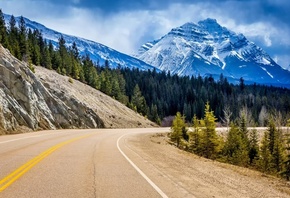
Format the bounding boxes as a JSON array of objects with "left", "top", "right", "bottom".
[
  {"left": 34, "top": 66, "right": 157, "bottom": 129},
  {"left": 0, "top": 45, "right": 104, "bottom": 134},
  {"left": 0, "top": 45, "right": 156, "bottom": 134}
]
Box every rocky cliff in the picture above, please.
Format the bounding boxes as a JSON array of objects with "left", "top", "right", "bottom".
[
  {"left": 0, "top": 45, "right": 104, "bottom": 134},
  {"left": 0, "top": 45, "right": 155, "bottom": 134}
]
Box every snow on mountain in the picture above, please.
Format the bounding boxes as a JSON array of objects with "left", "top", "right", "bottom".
[
  {"left": 137, "top": 18, "right": 290, "bottom": 86},
  {"left": 4, "top": 14, "right": 157, "bottom": 71}
]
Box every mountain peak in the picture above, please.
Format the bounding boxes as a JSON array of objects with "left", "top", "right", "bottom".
[
  {"left": 137, "top": 18, "right": 290, "bottom": 86},
  {"left": 198, "top": 18, "right": 218, "bottom": 25}
]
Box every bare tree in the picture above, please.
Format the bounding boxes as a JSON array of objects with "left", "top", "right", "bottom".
[
  {"left": 239, "top": 106, "right": 254, "bottom": 127},
  {"left": 221, "top": 105, "right": 232, "bottom": 131},
  {"left": 258, "top": 106, "right": 268, "bottom": 127}
]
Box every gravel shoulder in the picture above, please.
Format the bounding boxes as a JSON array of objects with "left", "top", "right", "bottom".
[{"left": 126, "top": 132, "right": 290, "bottom": 198}]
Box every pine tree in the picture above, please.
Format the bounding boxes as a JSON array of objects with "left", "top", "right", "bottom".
[
  {"left": 238, "top": 113, "right": 250, "bottom": 163},
  {"left": 200, "top": 102, "right": 221, "bottom": 159},
  {"left": 223, "top": 123, "right": 249, "bottom": 166},
  {"left": 239, "top": 113, "right": 249, "bottom": 144},
  {"left": 8, "top": 15, "right": 20, "bottom": 59},
  {"left": 150, "top": 104, "right": 160, "bottom": 125},
  {"left": 189, "top": 114, "right": 202, "bottom": 154},
  {"left": 18, "top": 16, "right": 28, "bottom": 61},
  {"left": 248, "top": 128, "right": 259, "bottom": 165},
  {"left": 259, "top": 130, "right": 273, "bottom": 172},
  {"left": 131, "top": 84, "right": 148, "bottom": 116},
  {"left": 0, "top": 9, "right": 8, "bottom": 48},
  {"left": 170, "top": 112, "right": 187, "bottom": 148},
  {"left": 259, "top": 120, "right": 286, "bottom": 173},
  {"left": 282, "top": 120, "right": 290, "bottom": 180}
]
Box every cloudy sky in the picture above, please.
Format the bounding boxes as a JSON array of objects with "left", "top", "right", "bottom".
[{"left": 1, "top": 0, "right": 290, "bottom": 69}]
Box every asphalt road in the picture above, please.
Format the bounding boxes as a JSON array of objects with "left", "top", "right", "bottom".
[
  {"left": 0, "top": 128, "right": 170, "bottom": 198},
  {"left": 0, "top": 127, "right": 289, "bottom": 198}
]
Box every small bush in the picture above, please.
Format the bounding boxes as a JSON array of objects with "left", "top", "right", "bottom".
[{"left": 68, "top": 77, "right": 73, "bottom": 84}]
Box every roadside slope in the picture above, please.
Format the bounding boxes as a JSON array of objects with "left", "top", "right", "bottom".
[
  {"left": 124, "top": 133, "right": 290, "bottom": 197},
  {"left": 34, "top": 66, "right": 156, "bottom": 128}
]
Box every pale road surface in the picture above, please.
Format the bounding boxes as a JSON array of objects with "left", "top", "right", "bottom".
[{"left": 0, "top": 128, "right": 289, "bottom": 198}]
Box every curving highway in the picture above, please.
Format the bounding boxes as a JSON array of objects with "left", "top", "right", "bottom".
[
  {"left": 0, "top": 128, "right": 289, "bottom": 198},
  {"left": 0, "top": 128, "right": 170, "bottom": 198}
]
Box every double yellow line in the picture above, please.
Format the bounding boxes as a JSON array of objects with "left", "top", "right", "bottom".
[{"left": 0, "top": 134, "right": 92, "bottom": 192}]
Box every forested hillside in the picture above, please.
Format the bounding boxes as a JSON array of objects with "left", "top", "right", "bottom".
[{"left": 1, "top": 10, "right": 289, "bottom": 126}]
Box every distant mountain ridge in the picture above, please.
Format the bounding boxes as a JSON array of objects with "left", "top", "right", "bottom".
[
  {"left": 3, "top": 14, "right": 290, "bottom": 87},
  {"left": 136, "top": 18, "right": 290, "bottom": 86},
  {"left": 3, "top": 14, "right": 157, "bottom": 71}
]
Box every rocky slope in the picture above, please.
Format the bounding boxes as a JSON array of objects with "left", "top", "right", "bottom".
[
  {"left": 0, "top": 45, "right": 155, "bottom": 134},
  {"left": 34, "top": 66, "right": 156, "bottom": 129}
]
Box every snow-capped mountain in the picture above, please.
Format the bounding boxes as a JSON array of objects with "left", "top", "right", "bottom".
[
  {"left": 137, "top": 18, "right": 290, "bottom": 85},
  {"left": 4, "top": 14, "right": 157, "bottom": 71}
]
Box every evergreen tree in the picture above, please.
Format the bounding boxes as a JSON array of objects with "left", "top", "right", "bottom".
[
  {"left": 239, "top": 77, "right": 245, "bottom": 91},
  {"left": 259, "top": 130, "right": 273, "bottom": 172},
  {"left": 223, "top": 123, "right": 249, "bottom": 166},
  {"left": 18, "top": 16, "right": 28, "bottom": 61},
  {"left": 8, "top": 15, "right": 20, "bottom": 58},
  {"left": 282, "top": 120, "right": 290, "bottom": 180},
  {"left": 58, "top": 35, "right": 70, "bottom": 75},
  {"left": 131, "top": 84, "right": 148, "bottom": 116},
  {"left": 149, "top": 104, "right": 161, "bottom": 125},
  {"left": 259, "top": 120, "right": 286, "bottom": 173},
  {"left": 170, "top": 112, "right": 187, "bottom": 148},
  {"left": 200, "top": 102, "right": 221, "bottom": 159},
  {"left": 71, "top": 42, "right": 79, "bottom": 60},
  {"left": 189, "top": 114, "right": 202, "bottom": 154},
  {"left": 0, "top": 9, "right": 8, "bottom": 48},
  {"left": 239, "top": 113, "right": 249, "bottom": 144},
  {"left": 248, "top": 128, "right": 259, "bottom": 165}
]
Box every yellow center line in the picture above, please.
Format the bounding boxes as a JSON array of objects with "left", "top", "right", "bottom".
[{"left": 0, "top": 133, "right": 93, "bottom": 192}]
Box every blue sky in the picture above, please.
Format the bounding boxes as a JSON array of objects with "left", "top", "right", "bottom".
[{"left": 1, "top": 0, "right": 290, "bottom": 69}]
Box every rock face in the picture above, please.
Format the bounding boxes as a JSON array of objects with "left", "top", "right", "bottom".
[
  {"left": 0, "top": 45, "right": 156, "bottom": 134},
  {"left": 0, "top": 45, "right": 104, "bottom": 134},
  {"left": 34, "top": 66, "right": 156, "bottom": 129}
]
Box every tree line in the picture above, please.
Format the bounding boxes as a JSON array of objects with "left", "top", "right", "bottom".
[
  {"left": 0, "top": 10, "right": 290, "bottom": 127},
  {"left": 170, "top": 103, "right": 290, "bottom": 180}
]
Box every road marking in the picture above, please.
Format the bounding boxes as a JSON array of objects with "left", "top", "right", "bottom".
[
  {"left": 0, "top": 133, "right": 53, "bottom": 144},
  {"left": 0, "top": 134, "right": 92, "bottom": 192},
  {"left": 117, "top": 133, "right": 169, "bottom": 198}
]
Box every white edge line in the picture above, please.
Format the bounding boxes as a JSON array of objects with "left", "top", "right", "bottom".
[
  {"left": 0, "top": 134, "right": 52, "bottom": 144},
  {"left": 117, "top": 133, "right": 168, "bottom": 198}
]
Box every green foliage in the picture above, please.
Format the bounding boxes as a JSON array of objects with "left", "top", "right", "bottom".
[
  {"left": 68, "top": 77, "right": 73, "bottom": 84},
  {"left": 131, "top": 84, "right": 148, "bottom": 116},
  {"left": 0, "top": 9, "right": 8, "bottom": 47},
  {"left": 170, "top": 112, "right": 187, "bottom": 148},
  {"left": 259, "top": 130, "right": 273, "bottom": 172},
  {"left": 201, "top": 102, "right": 220, "bottom": 159},
  {"left": 223, "top": 123, "right": 249, "bottom": 166},
  {"left": 248, "top": 128, "right": 259, "bottom": 165},
  {"left": 189, "top": 115, "right": 203, "bottom": 154},
  {"left": 282, "top": 133, "right": 290, "bottom": 180},
  {"left": 259, "top": 120, "right": 286, "bottom": 174},
  {"left": 28, "top": 62, "right": 35, "bottom": 73}
]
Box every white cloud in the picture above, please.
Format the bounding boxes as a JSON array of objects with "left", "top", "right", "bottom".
[
  {"left": 273, "top": 55, "right": 290, "bottom": 70},
  {"left": 1, "top": 1, "right": 289, "bottom": 67}
]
